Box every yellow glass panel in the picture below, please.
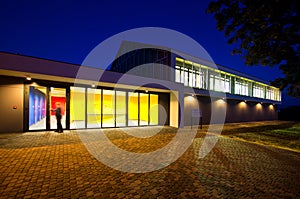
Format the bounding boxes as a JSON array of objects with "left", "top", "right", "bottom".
[
  {"left": 116, "top": 91, "right": 126, "bottom": 127},
  {"left": 128, "top": 92, "right": 138, "bottom": 126},
  {"left": 150, "top": 94, "right": 158, "bottom": 125},
  {"left": 139, "top": 93, "right": 149, "bottom": 125},
  {"left": 87, "top": 88, "right": 101, "bottom": 128},
  {"left": 70, "top": 87, "right": 85, "bottom": 129},
  {"left": 102, "top": 90, "right": 115, "bottom": 127}
]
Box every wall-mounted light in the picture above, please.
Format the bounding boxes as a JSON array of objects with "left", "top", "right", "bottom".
[
  {"left": 239, "top": 101, "right": 247, "bottom": 108},
  {"left": 256, "top": 102, "right": 262, "bottom": 110},
  {"left": 91, "top": 83, "right": 96, "bottom": 88},
  {"left": 26, "top": 76, "right": 31, "bottom": 80},
  {"left": 145, "top": 89, "right": 148, "bottom": 93}
]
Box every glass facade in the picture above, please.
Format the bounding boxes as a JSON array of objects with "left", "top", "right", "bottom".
[
  {"left": 235, "top": 78, "right": 249, "bottom": 96},
  {"left": 29, "top": 86, "right": 47, "bottom": 130},
  {"left": 150, "top": 94, "right": 159, "bottom": 125},
  {"left": 253, "top": 84, "right": 265, "bottom": 98},
  {"left": 175, "top": 57, "right": 281, "bottom": 101},
  {"left": 102, "top": 89, "right": 115, "bottom": 128},
  {"left": 209, "top": 72, "right": 231, "bottom": 93},
  {"left": 87, "top": 88, "right": 101, "bottom": 128},
  {"left": 50, "top": 87, "right": 66, "bottom": 130},
  {"left": 28, "top": 85, "right": 160, "bottom": 130},
  {"left": 116, "top": 91, "right": 126, "bottom": 127},
  {"left": 70, "top": 87, "right": 86, "bottom": 129},
  {"left": 139, "top": 93, "right": 149, "bottom": 125},
  {"left": 128, "top": 92, "right": 139, "bottom": 126},
  {"left": 175, "top": 58, "right": 207, "bottom": 89}
]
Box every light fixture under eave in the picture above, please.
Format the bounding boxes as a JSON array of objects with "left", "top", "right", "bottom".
[
  {"left": 91, "top": 83, "right": 96, "bottom": 88},
  {"left": 26, "top": 76, "right": 31, "bottom": 80},
  {"left": 145, "top": 89, "right": 148, "bottom": 93}
]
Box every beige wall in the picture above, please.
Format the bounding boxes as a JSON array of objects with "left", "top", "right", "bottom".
[{"left": 0, "top": 77, "right": 24, "bottom": 133}]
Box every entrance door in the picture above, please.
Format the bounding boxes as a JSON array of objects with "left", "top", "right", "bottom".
[{"left": 49, "top": 87, "right": 66, "bottom": 130}]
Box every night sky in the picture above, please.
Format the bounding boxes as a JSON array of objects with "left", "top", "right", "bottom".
[{"left": 1, "top": 0, "right": 299, "bottom": 107}]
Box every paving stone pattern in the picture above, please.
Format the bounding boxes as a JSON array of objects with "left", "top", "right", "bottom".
[{"left": 0, "top": 128, "right": 299, "bottom": 198}]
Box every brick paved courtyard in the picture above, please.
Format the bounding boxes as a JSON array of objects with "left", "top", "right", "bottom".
[{"left": 0, "top": 126, "right": 299, "bottom": 198}]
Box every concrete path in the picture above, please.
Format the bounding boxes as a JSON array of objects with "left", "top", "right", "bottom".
[{"left": 0, "top": 127, "right": 299, "bottom": 198}]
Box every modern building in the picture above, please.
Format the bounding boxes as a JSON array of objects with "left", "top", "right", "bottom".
[{"left": 0, "top": 41, "right": 281, "bottom": 133}]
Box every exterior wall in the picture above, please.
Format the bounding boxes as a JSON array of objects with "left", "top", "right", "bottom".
[
  {"left": 225, "top": 100, "right": 278, "bottom": 123},
  {"left": 0, "top": 77, "right": 24, "bottom": 133},
  {"left": 184, "top": 95, "right": 278, "bottom": 126},
  {"left": 158, "top": 93, "right": 170, "bottom": 126}
]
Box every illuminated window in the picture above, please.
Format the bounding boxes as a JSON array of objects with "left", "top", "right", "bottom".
[
  {"left": 128, "top": 92, "right": 139, "bottom": 126},
  {"left": 266, "top": 87, "right": 274, "bottom": 100},
  {"left": 116, "top": 91, "right": 126, "bottom": 127},
  {"left": 70, "top": 87, "right": 85, "bottom": 129},
  {"left": 175, "top": 59, "right": 184, "bottom": 84},
  {"left": 175, "top": 65, "right": 181, "bottom": 83},
  {"left": 139, "top": 93, "right": 149, "bottom": 125},
  {"left": 150, "top": 94, "right": 159, "bottom": 125},
  {"left": 102, "top": 89, "right": 115, "bottom": 127},
  {"left": 51, "top": 87, "right": 67, "bottom": 130},
  {"left": 29, "top": 86, "right": 47, "bottom": 130},
  {"left": 235, "top": 78, "right": 249, "bottom": 96},
  {"left": 184, "top": 67, "right": 188, "bottom": 86},
  {"left": 174, "top": 57, "right": 281, "bottom": 102},
  {"left": 275, "top": 89, "right": 281, "bottom": 101},
  {"left": 87, "top": 88, "right": 101, "bottom": 128},
  {"left": 189, "top": 69, "right": 196, "bottom": 87},
  {"left": 210, "top": 73, "right": 230, "bottom": 92},
  {"left": 253, "top": 84, "right": 265, "bottom": 98}
]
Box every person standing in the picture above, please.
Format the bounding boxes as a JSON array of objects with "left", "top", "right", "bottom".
[{"left": 54, "top": 102, "right": 63, "bottom": 133}]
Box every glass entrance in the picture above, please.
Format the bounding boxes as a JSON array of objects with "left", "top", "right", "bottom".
[
  {"left": 28, "top": 85, "right": 161, "bottom": 131},
  {"left": 49, "top": 87, "right": 66, "bottom": 130}
]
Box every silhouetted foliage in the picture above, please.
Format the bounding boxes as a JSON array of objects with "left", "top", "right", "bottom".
[
  {"left": 207, "top": 0, "right": 300, "bottom": 97},
  {"left": 279, "top": 106, "right": 300, "bottom": 121}
]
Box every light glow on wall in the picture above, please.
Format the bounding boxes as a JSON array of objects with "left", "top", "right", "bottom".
[
  {"left": 185, "top": 95, "right": 195, "bottom": 102},
  {"left": 214, "top": 99, "right": 227, "bottom": 110},
  {"left": 238, "top": 101, "right": 247, "bottom": 109},
  {"left": 256, "top": 103, "right": 262, "bottom": 110}
]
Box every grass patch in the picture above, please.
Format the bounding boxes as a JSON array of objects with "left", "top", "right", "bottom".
[{"left": 226, "top": 122, "right": 300, "bottom": 151}]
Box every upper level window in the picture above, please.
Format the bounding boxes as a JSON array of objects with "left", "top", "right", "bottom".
[
  {"left": 235, "top": 78, "right": 249, "bottom": 96},
  {"left": 210, "top": 72, "right": 230, "bottom": 93},
  {"left": 253, "top": 84, "right": 265, "bottom": 98}
]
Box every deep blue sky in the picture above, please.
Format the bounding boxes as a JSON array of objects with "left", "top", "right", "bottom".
[{"left": 0, "top": 0, "right": 299, "bottom": 107}]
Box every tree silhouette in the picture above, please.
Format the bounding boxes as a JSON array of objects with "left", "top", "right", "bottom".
[{"left": 207, "top": 0, "right": 300, "bottom": 97}]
